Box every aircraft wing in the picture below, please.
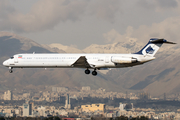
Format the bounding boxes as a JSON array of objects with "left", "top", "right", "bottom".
[{"left": 72, "top": 56, "right": 92, "bottom": 68}]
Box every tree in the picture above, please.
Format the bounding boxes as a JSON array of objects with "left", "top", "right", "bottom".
[
  {"left": 139, "top": 116, "right": 149, "bottom": 120},
  {"left": 115, "top": 116, "right": 128, "bottom": 120},
  {"left": 0, "top": 117, "right": 5, "bottom": 120},
  {"left": 130, "top": 116, "right": 149, "bottom": 120},
  {"left": 54, "top": 116, "right": 61, "bottom": 120}
]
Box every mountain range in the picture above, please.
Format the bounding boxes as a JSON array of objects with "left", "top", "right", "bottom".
[{"left": 0, "top": 31, "right": 179, "bottom": 98}]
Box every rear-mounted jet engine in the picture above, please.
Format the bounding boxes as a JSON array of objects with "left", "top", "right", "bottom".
[{"left": 111, "top": 56, "right": 137, "bottom": 64}]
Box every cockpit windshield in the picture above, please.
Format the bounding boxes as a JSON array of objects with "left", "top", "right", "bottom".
[{"left": 10, "top": 56, "right": 14, "bottom": 59}]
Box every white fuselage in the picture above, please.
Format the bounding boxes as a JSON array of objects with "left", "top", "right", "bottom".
[
  {"left": 3, "top": 53, "right": 155, "bottom": 69},
  {"left": 2, "top": 38, "right": 175, "bottom": 75}
]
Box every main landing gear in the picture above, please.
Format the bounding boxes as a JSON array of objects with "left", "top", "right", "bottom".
[
  {"left": 85, "top": 69, "right": 90, "bottom": 74},
  {"left": 92, "top": 70, "right": 97, "bottom": 76},
  {"left": 9, "top": 67, "right": 13, "bottom": 73},
  {"left": 84, "top": 69, "right": 97, "bottom": 76}
]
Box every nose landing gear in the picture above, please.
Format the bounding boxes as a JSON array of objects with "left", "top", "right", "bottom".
[{"left": 9, "top": 67, "right": 13, "bottom": 73}]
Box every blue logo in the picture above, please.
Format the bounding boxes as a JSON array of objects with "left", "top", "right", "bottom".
[{"left": 146, "top": 46, "right": 155, "bottom": 54}]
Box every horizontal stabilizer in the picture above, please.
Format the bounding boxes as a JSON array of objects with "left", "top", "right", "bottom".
[
  {"left": 150, "top": 39, "right": 177, "bottom": 44},
  {"left": 135, "top": 38, "right": 176, "bottom": 56}
]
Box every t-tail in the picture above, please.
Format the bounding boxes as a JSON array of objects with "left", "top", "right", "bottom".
[{"left": 135, "top": 38, "right": 176, "bottom": 57}]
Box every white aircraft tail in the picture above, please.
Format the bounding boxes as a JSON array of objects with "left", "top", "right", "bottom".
[{"left": 135, "top": 38, "right": 176, "bottom": 57}]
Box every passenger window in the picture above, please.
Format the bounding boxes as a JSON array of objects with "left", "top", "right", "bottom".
[{"left": 10, "top": 57, "right": 14, "bottom": 59}]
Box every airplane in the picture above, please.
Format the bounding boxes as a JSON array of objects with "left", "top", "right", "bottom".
[{"left": 3, "top": 38, "right": 176, "bottom": 76}]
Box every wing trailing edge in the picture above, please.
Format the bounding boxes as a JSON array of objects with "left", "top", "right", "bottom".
[{"left": 72, "top": 56, "right": 91, "bottom": 68}]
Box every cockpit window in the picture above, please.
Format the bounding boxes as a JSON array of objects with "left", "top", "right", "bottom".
[{"left": 10, "top": 57, "right": 14, "bottom": 59}]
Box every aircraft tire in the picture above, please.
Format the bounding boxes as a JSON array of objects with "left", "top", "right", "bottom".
[
  {"left": 92, "top": 71, "right": 97, "bottom": 76},
  {"left": 85, "top": 69, "right": 90, "bottom": 74},
  {"left": 9, "top": 69, "right": 13, "bottom": 73}
]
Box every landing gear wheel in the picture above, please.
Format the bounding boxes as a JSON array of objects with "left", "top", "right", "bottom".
[
  {"left": 9, "top": 69, "right": 13, "bottom": 73},
  {"left": 92, "top": 71, "right": 97, "bottom": 76},
  {"left": 85, "top": 69, "right": 90, "bottom": 74}
]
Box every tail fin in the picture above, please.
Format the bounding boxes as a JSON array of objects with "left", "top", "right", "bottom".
[{"left": 135, "top": 38, "right": 176, "bottom": 57}]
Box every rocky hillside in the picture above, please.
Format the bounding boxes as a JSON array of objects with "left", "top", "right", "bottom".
[
  {"left": 0, "top": 32, "right": 179, "bottom": 97},
  {"left": 46, "top": 39, "right": 144, "bottom": 54}
]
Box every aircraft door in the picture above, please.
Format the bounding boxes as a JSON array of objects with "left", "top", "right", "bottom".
[
  {"left": 105, "top": 56, "right": 109, "bottom": 63},
  {"left": 14, "top": 56, "right": 18, "bottom": 63}
]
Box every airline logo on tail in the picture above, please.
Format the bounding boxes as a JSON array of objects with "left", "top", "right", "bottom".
[
  {"left": 145, "top": 46, "right": 155, "bottom": 54},
  {"left": 135, "top": 38, "right": 176, "bottom": 57}
]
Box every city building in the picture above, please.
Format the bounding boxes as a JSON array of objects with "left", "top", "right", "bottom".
[
  {"left": 81, "top": 103, "right": 105, "bottom": 112},
  {"left": 139, "top": 92, "right": 150, "bottom": 100},
  {"left": 82, "top": 86, "right": 91, "bottom": 91},
  {"left": 65, "top": 94, "right": 71, "bottom": 109},
  {"left": 119, "top": 103, "right": 126, "bottom": 111},
  {"left": 119, "top": 103, "right": 133, "bottom": 111},
  {"left": 52, "top": 87, "right": 68, "bottom": 92},
  {"left": 23, "top": 101, "right": 33, "bottom": 117},
  {"left": 4, "top": 90, "right": 13, "bottom": 100}
]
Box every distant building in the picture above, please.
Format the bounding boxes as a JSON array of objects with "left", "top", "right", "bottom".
[
  {"left": 23, "top": 101, "right": 33, "bottom": 117},
  {"left": 96, "top": 88, "right": 106, "bottom": 93},
  {"left": 139, "top": 92, "right": 150, "bottom": 100},
  {"left": 65, "top": 94, "right": 71, "bottom": 109},
  {"left": 119, "top": 103, "right": 126, "bottom": 111},
  {"left": 119, "top": 103, "right": 133, "bottom": 111},
  {"left": 52, "top": 87, "right": 57, "bottom": 92},
  {"left": 82, "top": 86, "right": 91, "bottom": 91},
  {"left": 52, "top": 87, "right": 68, "bottom": 92},
  {"left": 164, "top": 93, "right": 166, "bottom": 100},
  {"left": 81, "top": 103, "right": 105, "bottom": 112},
  {"left": 23, "top": 93, "right": 31, "bottom": 98},
  {"left": 4, "top": 90, "right": 13, "bottom": 100},
  {"left": 37, "top": 106, "right": 46, "bottom": 117}
]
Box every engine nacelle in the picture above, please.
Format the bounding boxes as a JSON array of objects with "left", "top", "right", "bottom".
[{"left": 111, "top": 56, "right": 137, "bottom": 64}]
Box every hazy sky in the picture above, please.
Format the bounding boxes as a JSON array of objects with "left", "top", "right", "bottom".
[{"left": 1, "top": 0, "right": 180, "bottom": 48}]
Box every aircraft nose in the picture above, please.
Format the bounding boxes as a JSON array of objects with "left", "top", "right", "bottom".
[{"left": 3, "top": 60, "right": 8, "bottom": 66}]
